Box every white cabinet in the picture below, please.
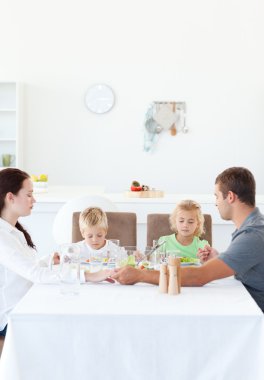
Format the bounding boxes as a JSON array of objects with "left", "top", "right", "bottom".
[{"left": 0, "top": 82, "right": 22, "bottom": 168}]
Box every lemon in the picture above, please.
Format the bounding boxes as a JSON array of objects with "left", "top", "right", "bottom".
[
  {"left": 39, "top": 174, "right": 48, "bottom": 182},
  {"left": 30, "top": 175, "right": 38, "bottom": 182}
]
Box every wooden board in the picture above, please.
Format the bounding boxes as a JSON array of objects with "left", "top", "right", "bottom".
[{"left": 125, "top": 190, "right": 164, "bottom": 198}]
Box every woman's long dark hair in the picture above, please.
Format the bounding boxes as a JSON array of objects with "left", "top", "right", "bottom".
[{"left": 0, "top": 168, "right": 35, "bottom": 249}]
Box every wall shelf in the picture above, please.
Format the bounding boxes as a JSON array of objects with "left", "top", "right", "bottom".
[{"left": 0, "top": 82, "right": 22, "bottom": 168}]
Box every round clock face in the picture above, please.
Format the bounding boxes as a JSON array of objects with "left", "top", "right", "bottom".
[{"left": 85, "top": 84, "right": 115, "bottom": 114}]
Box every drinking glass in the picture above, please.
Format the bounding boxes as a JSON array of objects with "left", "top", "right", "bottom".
[
  {"left": 124, "top": 246, "right": 138, "bottom": 267},
  {"left": 109, "top": 239, "right": 120, "bottom": 246},
  {"left": 59, "top": 243, "right": 80, "bottom": 295},
  {"left": 49, "top": 248, "right": 60, "bottom": 271},
  {"left": 107, "top": 241, "right": 121, "bottom": 268},
  {"left": 152, "top": 240, "right": 165, "bottom": 269},
  {"left": 149, "top": 251, "right": 161, "bottom": 270},
  {"left": 166, "top": 250, "right": 182, "bottom": 258},
  {"left": 123, "top": 246, "right": 137, "bottom": 256},
  {"left": 116, "top": 247, "right": 128, "bottom": 268},
  {"left": 90, "top": 251, "right": 103, "bottom": 273},
  {"left": 141, "top": 246, "right": 159, "bottom": 269}
]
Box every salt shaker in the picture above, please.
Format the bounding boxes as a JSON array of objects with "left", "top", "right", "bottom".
[
  {"left": 159, "top": 263, "right": 168, "bottom": 293},
  {"left": 168, "top": 256, "right": 180, "bottom": 295}
]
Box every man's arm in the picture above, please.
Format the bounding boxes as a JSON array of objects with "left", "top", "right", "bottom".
[
  {"left": 181, "top": 258, "right": 234, "bottom": 286},
  {"left": 112, "top": 266, "right": 160, "bottom": 285},
  {"left": 112, "top": 258, "right": 234, "bottom": 286}
]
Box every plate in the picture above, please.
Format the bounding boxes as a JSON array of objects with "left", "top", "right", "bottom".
[{"left": 181, "top": 262, "right": 200, "bottom": 267}]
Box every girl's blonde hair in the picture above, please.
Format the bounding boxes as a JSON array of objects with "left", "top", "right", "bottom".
[
  {"left": 169, "top": 200, "right": 204, "bottom": 237},
  {"left": 79, "top": 207, "right": 108, "bottom": 233}
]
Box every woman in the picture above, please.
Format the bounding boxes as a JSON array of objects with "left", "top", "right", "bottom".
[{"left": 0, "top": 168, "right": 111, "bottom": 337}]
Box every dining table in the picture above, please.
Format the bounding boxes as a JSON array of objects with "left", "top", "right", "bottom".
[{"left": 0, "top": 276, "right": 263, "bottom": 380}]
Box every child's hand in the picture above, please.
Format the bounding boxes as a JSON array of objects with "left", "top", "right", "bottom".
[
  {"left": 52, "top": 252, "right": 60, "bottom": 265},
  {"left": 85, "top": 269, "right": 115, "bottom": 283}
]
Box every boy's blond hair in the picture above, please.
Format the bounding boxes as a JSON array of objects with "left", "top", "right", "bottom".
[
  {"left": 79, "top": 207, "right": 108, "bottom": 233},
  {"left": 169, "top": 200, "right": 204, "bottom": 237}
]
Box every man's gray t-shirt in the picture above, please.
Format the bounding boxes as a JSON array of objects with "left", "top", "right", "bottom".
[{"left": 219, "top": 207, "right": 264, "bottom": 312}]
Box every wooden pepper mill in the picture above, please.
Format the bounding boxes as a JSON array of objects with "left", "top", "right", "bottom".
[
  {"left": 168, "top": 256, "right": 181, "bottom": 295},
  {"left": 170, "top": 102, "right": 177, "bottom": 136},
  {"left": 159, "top": 263, "right": 168, "bottom": 293}
]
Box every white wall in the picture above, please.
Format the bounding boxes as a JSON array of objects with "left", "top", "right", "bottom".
[{"left": 1, "top": 0, "right": 264, "bottom": 194}]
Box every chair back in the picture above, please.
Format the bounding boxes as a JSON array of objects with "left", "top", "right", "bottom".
[
  {"left": 72, "top": 211, "right": 137, "bottom": 247},
  {"left": 146, "top": 213, "right": 212, "bottom": 247}
]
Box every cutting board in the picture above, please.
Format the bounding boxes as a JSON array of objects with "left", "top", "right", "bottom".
[{"left": 125, "top": 190, "right": 164, "bottom": 198}]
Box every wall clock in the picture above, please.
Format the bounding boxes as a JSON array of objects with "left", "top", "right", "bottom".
[{"left": 85, "top": 84, "right": 115, "bottom": 114}]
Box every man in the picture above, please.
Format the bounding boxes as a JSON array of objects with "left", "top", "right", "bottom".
[{"left": 112, "top": 167, "right": 264, "bottom": 312}]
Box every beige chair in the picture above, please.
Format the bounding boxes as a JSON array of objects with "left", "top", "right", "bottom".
[
  {"left": 146, "top": 213, "right": 212, "bottom": 247},
  {"left": 72, "top": 211, "right": 137, "bottom": 247}
]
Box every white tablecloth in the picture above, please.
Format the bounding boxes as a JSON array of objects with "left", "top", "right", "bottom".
[{"left": 0, "top": 277, "right": 263, "bottom": 380}]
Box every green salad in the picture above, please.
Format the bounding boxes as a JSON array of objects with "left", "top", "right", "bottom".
[{"left": 180, "top": 257, "right": 200, "bottom": 264}]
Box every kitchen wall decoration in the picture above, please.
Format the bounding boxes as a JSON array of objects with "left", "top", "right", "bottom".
[{"left": 144, "top": 101, "right": 187, "bottom": 152}]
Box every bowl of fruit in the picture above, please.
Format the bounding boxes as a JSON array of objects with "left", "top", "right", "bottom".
[{"left": 31, "top": 174, "right": 48, "bottom": 193}]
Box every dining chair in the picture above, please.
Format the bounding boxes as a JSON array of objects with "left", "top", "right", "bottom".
[
  {"left": 72, "top": 211, "right": 137, "bottom": 247},
  {"left": 146, "top": 213, "right": 212, "bottom": 247}
]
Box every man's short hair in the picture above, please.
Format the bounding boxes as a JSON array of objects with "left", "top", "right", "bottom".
[{"left": 215, "top": 167, "right": 255, "bottom": 207}]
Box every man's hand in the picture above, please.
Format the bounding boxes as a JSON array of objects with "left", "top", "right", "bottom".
[
  {"left": 112, "top": 266, "right": 160, "bottom": 285},
  {"left": 197, "top": 245, "right": 219, "bottom": 263},
  {"left": 111, "top": 266, "right": 142, "bottom": 285}
]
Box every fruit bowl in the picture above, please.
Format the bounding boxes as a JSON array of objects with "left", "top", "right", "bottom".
[{"left": 31, "top": 174, "right": 48, "bottom": 193}]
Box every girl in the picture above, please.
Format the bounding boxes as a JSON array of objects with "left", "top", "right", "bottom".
[
  {"left": 0, "top": 168, "right": 112, "bottom": 338},
  {"left": 158, "top": 199, "right": 209, "bottom": 259}
]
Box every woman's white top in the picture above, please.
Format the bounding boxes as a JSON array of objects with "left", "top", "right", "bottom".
[{"left": 0, "top": 218, "right": 59, "bottom": 330}]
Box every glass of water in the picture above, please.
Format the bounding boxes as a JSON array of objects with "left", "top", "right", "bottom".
[
  {"left": 59, "top": 243, "right": 80, "bottom": 295},
  {"left": 90, "top": 251, "right": 103, "bottom": 273},
  {"left": 107, "top": 240, "right": 121, "bottom": 268}
]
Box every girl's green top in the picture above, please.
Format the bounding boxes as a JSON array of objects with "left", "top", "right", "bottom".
[{"left": 158, "top": 234, "right": 209, "bottom": 259}]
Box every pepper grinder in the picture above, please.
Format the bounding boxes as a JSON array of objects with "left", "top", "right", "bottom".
[
  {"left": 159, "top": 263, "right": 168, "bottom": 293},
  {"left": 168, "top": 256, "right": 180, "bottom": 295},
  {"left": 176, "top": 257, "right": 181, "bottom": 293}
]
